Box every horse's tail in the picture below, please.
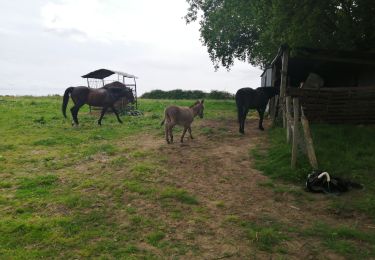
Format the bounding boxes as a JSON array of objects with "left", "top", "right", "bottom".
[
  {"left": 62, "top": 87, "right": 74, "bottom": 118},
  {"left": 161, "top": 111, "right": 168, "bottom": 126},
  {"left": 160, "top": 109, "right": 170, "bottom": 126}
]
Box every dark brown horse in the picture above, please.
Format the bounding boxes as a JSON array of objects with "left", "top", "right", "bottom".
[
  {"left": 62, "top": 81, "right": 135, "bottom": 126},
  {"left": 235, "top": 87, "right": 279, "bottom": 133}
]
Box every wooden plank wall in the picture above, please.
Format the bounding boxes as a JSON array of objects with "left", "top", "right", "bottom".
[{"left": 286, "top": 86, "right": 375, "bottom": 124}]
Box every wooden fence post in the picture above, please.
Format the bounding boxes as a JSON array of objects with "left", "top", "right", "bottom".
[
  {"left": 285, "top": 96, "right": 292, "bottom": 143},
  {"left": 291, "top": 98, "right": 299, "bottom": 168},
  {"left": 301, "top": 108, "right": 318, "bottom": 169}
]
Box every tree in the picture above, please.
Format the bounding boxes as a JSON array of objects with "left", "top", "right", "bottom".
[
  {"left": 185, "top": 0, "right": 375, "bottom": 69},
  {"left": 141, "top": 89, "right": 233, "bottom": 99}
]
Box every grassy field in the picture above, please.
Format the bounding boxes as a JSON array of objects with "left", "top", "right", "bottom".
[
  {"left": 0, "top": 96, "right": 236, "bottom": 259},
  {"left": 252, "top": 122, "right": 375, "bottom": 218},
  {"left": 0, "top": 95, "right": 375, "bottom": 259}
]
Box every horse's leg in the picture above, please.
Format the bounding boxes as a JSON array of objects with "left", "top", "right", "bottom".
[
  {"left": 240, "top": 108, "right": 248, "bottom": 134},
  {"left": 70, "top": 103, "right": 83, "bottom": 126},
  {"left": 111, "top": 106, "right": 123, "bottom": 124},
  {"left": 165, "top": 123, "right": 170, "bottom": 144},
  {"left": 257, "top": 108, "right": 265, "bottom": 131},
  {"left": 98, "top": 107, "right": 108, "bottom": 125},
  {"left": 169, "top": 124, "right": 174, "bottom": 143},
  {"left": 188, "top": 127, "right": 194, "bottom": 139},
  {"left": 237, "top": 104, "right": 245, "bottom": 134},
  {"left": 181, "top": 127, "right": 188, "bottom": 143},
  {"left": 239, "top": 112, "right": 245, "bottom": 134},
  {"left": 70, "top": 107, "right": 77, "bottom": 125}
]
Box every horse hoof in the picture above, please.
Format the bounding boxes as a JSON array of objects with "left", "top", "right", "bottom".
[{"left": 259, "top": 127, "right": 264, "bottom": 131}]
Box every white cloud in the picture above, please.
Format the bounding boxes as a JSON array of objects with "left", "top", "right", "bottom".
[
  {"left": 0, "top": 0, "right": 263, "bottom": 96},
  {"left": 40, "top": 0, "right": 199, "bottom": 49}
]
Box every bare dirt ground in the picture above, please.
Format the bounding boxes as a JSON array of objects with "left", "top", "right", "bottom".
[{"left": 122, "top": 118, "right": 374, "bottom": 259}]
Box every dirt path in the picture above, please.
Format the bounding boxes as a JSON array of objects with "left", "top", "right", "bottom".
[
  {"left": 158, "top": 119, "right": 276, "bottom": 259},
  {"left": 130, "top": 118, "right": 373, "bottom": 259}
]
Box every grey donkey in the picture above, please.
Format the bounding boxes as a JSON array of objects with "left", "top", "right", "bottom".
[{"left": 161, "top": 100, "right": 204, "bottom": 144}]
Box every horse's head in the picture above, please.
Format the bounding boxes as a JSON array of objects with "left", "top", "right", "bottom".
[
  {"left": 259, "top": 86, "right": 279, "bottom": 98},
  {"left": 122, "top": 87, "right": 135, "bottom": 103},
  {"left": 110, "top": 87, "right": 135, "bottom": 103},
  {"left": 191, "top": 99, "right": 205, "bottom": 118}
]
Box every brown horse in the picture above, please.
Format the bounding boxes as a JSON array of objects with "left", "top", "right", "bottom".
[
  {"left": 161, "top": 100, "right": 204, "bottom": 143},
  {"left": 62, "top": 81, "right": 135, "bottom": 126}
]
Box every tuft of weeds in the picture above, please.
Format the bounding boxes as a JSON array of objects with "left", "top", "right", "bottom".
[
  {"left": 16, "top": 175, "right": 58, "bottom": 198},
  {"left": 241, "top": 221, "right": 289, "bottom": 252},
  {"left": 124, "top": 180, "right": 156, "bottom": 195},
  {"left": 214, "top": 200, "right": 225, "bottom": 208},
  {"left": 200, "top": 127, "right": 214, "bottom": 135},
  {"left": 160, "top": 187, "right": 199, "bottom": 205},
  {"left": 146, "top": 230, "right": 166, "bottom": 247},
  {"left": 257, "top": 180, "right": 275, "bottom": 188},
  {"left": 0, "top": 182, "right": 12, "bottom": 189},
  {"left": 33, "top": 116, "right": 46, "bottom": 125},
  {"left": 0, "top": 144, "right": 16, "bottom": 152}
]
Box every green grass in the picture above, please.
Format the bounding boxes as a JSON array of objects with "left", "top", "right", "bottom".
[
  {"left": 251, "top": 122, "right": 375, "bottom": 258},
  {"left": 302, "top": 222, "right": 375, "bottom": 258},
  {"left": 221, "top": 215, "right": 291, "bottom": 253},
  {"left": 16, "top": 175, "right": 59, "bottom": 198},
  {"left": 0, "top": 96, "right": 231, "bottom": 258},
  {"left": 1, "top": 95, "right": 374, "bottom": 258},
  {"left": 252, "top": 123, "right": 375, "bottom": 218}
]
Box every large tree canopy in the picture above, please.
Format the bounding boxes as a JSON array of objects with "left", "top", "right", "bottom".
[{"left": 185, "top": 0, "right": 375, "bottom": 69}]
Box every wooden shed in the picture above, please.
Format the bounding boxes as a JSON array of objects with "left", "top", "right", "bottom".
[
  {"left": 267, "top": 46, "right": 375, "bottom": 124},
  {"left": 264, "top": 45, "right": 375, "bottom": 168}
]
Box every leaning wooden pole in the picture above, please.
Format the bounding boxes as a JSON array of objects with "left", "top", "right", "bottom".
[
  {"left": 270, "top": 64, "right": 278, "bottom": 124},
  {"left": 280, "top": 47, "right": 289, "bottom": 128},
  {"left": 291, "top": 97, "right": 299, "bottom": 169},
  {"left": 301, "top": 107, "right": 318, "bottom": 169}
]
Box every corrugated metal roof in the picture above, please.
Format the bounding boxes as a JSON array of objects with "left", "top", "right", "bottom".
[
  {"left": 82, "top": 69, "right": 137, "bottom": 79},
  {"left": 270, "top": 46, "right": 375, "bottom": 66}
]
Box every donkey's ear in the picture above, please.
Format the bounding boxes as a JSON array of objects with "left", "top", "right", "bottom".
[{"left": 201, "top": 99, "right": 204, "bottom": 104}]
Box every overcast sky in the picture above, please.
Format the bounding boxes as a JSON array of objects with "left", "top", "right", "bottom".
[{"left": 0, "top": 0, "right": 262, "bottom": 96}]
